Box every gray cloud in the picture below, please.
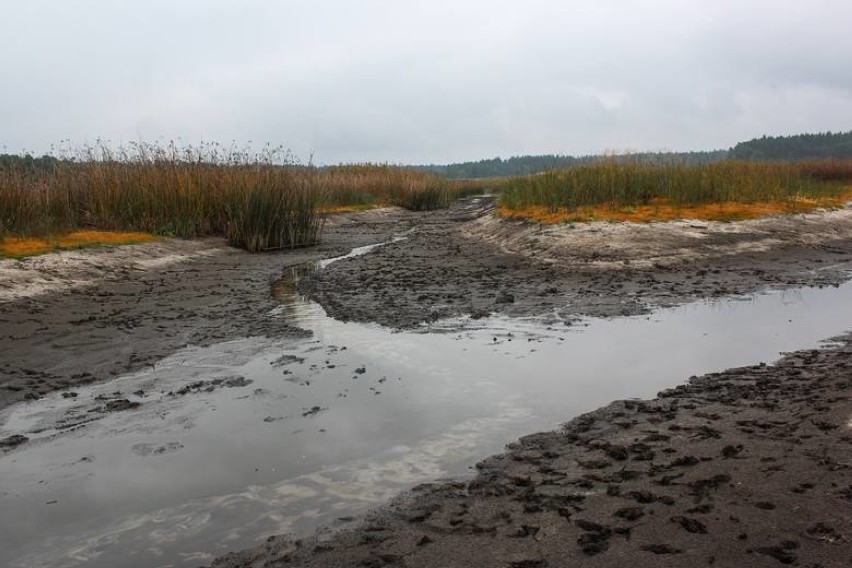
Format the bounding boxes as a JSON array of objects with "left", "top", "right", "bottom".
[{"left": 2, "top": 0, "right": 851, "bottom": 163}]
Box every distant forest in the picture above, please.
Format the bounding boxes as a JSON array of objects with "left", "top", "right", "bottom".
[
  {"left": 0, "top": 153, "right": 58, "bottom": 173},
  {"left": 728, "top": 131, "right": 852, "bottom": 161},
  {"left": 3, "top": 130, "right": 851, "bottom": 179},
  {"left": 415, "top": 151, "right": 727, "bottom": 179},
  {"left": 418, "top": 130, "right": 852, "bottom": 179}
]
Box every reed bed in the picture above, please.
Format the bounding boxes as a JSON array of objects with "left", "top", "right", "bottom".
[
  {"left": 0, "top": 144, "right": 454, "bottom": 254},
  {"left": 498, "top": 159, "right": 852, "bottom": 222},
  {"left": 319, "top": 164, "right": 451, "bottom": 211}
]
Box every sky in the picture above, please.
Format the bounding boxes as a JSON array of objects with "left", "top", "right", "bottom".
[{"left": 2, "top": 0, "right": 851, "bottom": 164}]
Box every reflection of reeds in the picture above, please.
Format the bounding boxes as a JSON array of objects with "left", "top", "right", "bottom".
[
  {"left": 0, "top": 144, "right": 458, "bottom": 252},
  {"left": 498, "top": 159, "right": 852, "bottom": 217}
]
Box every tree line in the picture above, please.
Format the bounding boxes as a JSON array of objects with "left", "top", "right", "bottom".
[
  {"left": 728, "top": 131, "right": 852, "bottom": 161},
  {"left": 418, "top": 130, "right": 852, "bottom": 179},
  {"left": 0, "top": 153, "right": 59, "bottom": 173},
  {"left": 3, "top": 130, "right": 851, "bottom": 180}
]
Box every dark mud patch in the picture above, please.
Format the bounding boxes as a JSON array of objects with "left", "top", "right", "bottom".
[
  {"left": 0, "top": 207, "right": 427, "bottom": 410},
  {"left": 5, "top": 198, "right": 850, "bottom": 408},
  {"left": 301, "top": 200, "right": 852, "bottom": 328},
  {"left": 0, "top": 433, "right": 28, "bottom": 450},
  {"left": 169, "top": 376, "right": 253, "bottom": 396},
  {"left": 103, "top": 398, "right": 140, "bottom": 412},
  {"left": 212, "top": 335, "right": 852, "bottom": 568}
]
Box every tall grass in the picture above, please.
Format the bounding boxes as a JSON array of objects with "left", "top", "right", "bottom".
[
  {"left": 499, "top": 159, "right": 852, "bottom": 214},
  {"left": 0, "top": 143, "right": 456, "bottom": 252},
  {"left": 319, "top": 164, "right": 451, "bottom": 210}
]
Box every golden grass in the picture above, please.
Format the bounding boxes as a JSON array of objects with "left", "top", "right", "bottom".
[
  {"left": 0, "top": 230, "right": 157, "bottom": 258},
  {"left": 497, "top": 189, "right": 852, "bottom": 224},
  {"left": 318, "top": 164, "right": 451, "bottom": 210},
  {"left": 498, "top": 160, "right": 852, "bottom": 218}
]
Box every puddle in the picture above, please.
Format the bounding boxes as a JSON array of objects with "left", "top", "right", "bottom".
[{"left": 1, "top": 245, "right": 852, "bottom": 567}]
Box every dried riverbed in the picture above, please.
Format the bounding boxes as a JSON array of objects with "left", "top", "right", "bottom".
[{"left": 1, "top": 197, "right": 851, "bottom": 567}]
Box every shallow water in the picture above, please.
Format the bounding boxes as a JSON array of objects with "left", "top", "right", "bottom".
[{"left": 1, "top": 248, "right": 851, "bottom": 567}]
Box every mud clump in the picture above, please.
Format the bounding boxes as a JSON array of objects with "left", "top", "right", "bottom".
[
  {"left": 0, "top": 434, "right": 29, "bottom": 449},
  {"left": 301, "top": 406, "right": 326, "bottom": 417},
  {"left": 170, "top": 376, "right": 253, "bottom": 396},
  {"left": 104, "top": 398, "right": 140, "bottom": 412}
]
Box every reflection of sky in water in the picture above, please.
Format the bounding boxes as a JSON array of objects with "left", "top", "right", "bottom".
[{"left": 1, "top": 274, "right": 851, "bottom": 568}]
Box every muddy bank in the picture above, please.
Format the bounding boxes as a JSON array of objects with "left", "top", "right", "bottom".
[
  {"left": 301, "top": 201, "right": 852, "bottom": 327},
  {"left": 4, "top": 198, "right": 851, "bottom": 409},
  {"left": 0, "top": 207, "right": 428, "bottom": 410},
  {"left": 212, "top": 334, "right": 852, "bottom": 568},
  {"left": 3, "top": 196, "right": 852, "bottom": 567}
]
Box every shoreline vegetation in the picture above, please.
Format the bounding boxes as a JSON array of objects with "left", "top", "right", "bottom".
[
  {"left": 0, "top": 142, "right": 458, "bottom": 256},
  {"left": 497, "top": 159, "right": 852, "bottom": 223},
  {"left": 3, "top": 139, "right": 852, "bottom": 258}
]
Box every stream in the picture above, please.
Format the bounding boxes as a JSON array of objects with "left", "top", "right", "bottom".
[{"left": 1, "top": 243, "right": 851, "bottom": 568}]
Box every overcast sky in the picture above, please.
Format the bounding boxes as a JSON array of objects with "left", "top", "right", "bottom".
[{"left": 2, "top": 1, "right": 851, "bottom": 164}]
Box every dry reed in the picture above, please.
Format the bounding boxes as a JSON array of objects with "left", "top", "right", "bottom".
[
  {"left": 0, "top": 143, "right": 456, "bottom": 254},
  {"left": 498, "top": 159, "right": 852, "bottom": 222}
]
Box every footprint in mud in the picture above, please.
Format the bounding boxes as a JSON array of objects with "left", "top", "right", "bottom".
[
  {"left": 750, "top": 541, "right": 799, "bottom": 564},
  {"left": 270, "top": 354, "right": 305, "bottom": 367},
  {"left": 131, "top": 441, "right": 184, "bottom": 457},
  {"left": 640, "top": 543, "right": 683, "bottom": 555},
  {"left": 301, "top": 406, "right": 327, "bottom": 417}
]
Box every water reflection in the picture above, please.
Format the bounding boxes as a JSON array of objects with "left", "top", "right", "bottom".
[{"left": 1, "top": 263, "right": 851, "bottom": 567}]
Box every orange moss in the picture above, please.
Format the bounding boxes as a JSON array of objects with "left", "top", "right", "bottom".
[
  {"left": 0, "top": 239, "right": 53, "bottom": 257},
  {"left": 498, "top": 191, "right": 852, "bottom": 224},
  {"left": 0, "top": 231, "right": 157, "bottom": 258}
]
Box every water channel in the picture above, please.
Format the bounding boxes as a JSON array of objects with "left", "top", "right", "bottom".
[{"left": 1, "top": 243, "right": 851, "bottom": 567}]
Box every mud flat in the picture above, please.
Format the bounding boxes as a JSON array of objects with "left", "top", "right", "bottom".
[
  {"left": 212, "top": 199, "right": 852, "bottom": 567},
  {"left": 302, "top": 200, "right": 852, "bottom": 327},
  {"left": 2, "top": 197, "right": 852, "bottom": 567},
  {"left": 212, "top": 335, "right": 852, "bottom": 568},
  {"left": 3, "top": 197, "right": 852, "bottom": 408},
  {"left": 0, "top": 207, "right": 421, "bottom": 410}
]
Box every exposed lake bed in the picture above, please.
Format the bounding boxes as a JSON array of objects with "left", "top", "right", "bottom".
[{"left": 2, "top": 198, "right": 851, "bottom": 567}]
